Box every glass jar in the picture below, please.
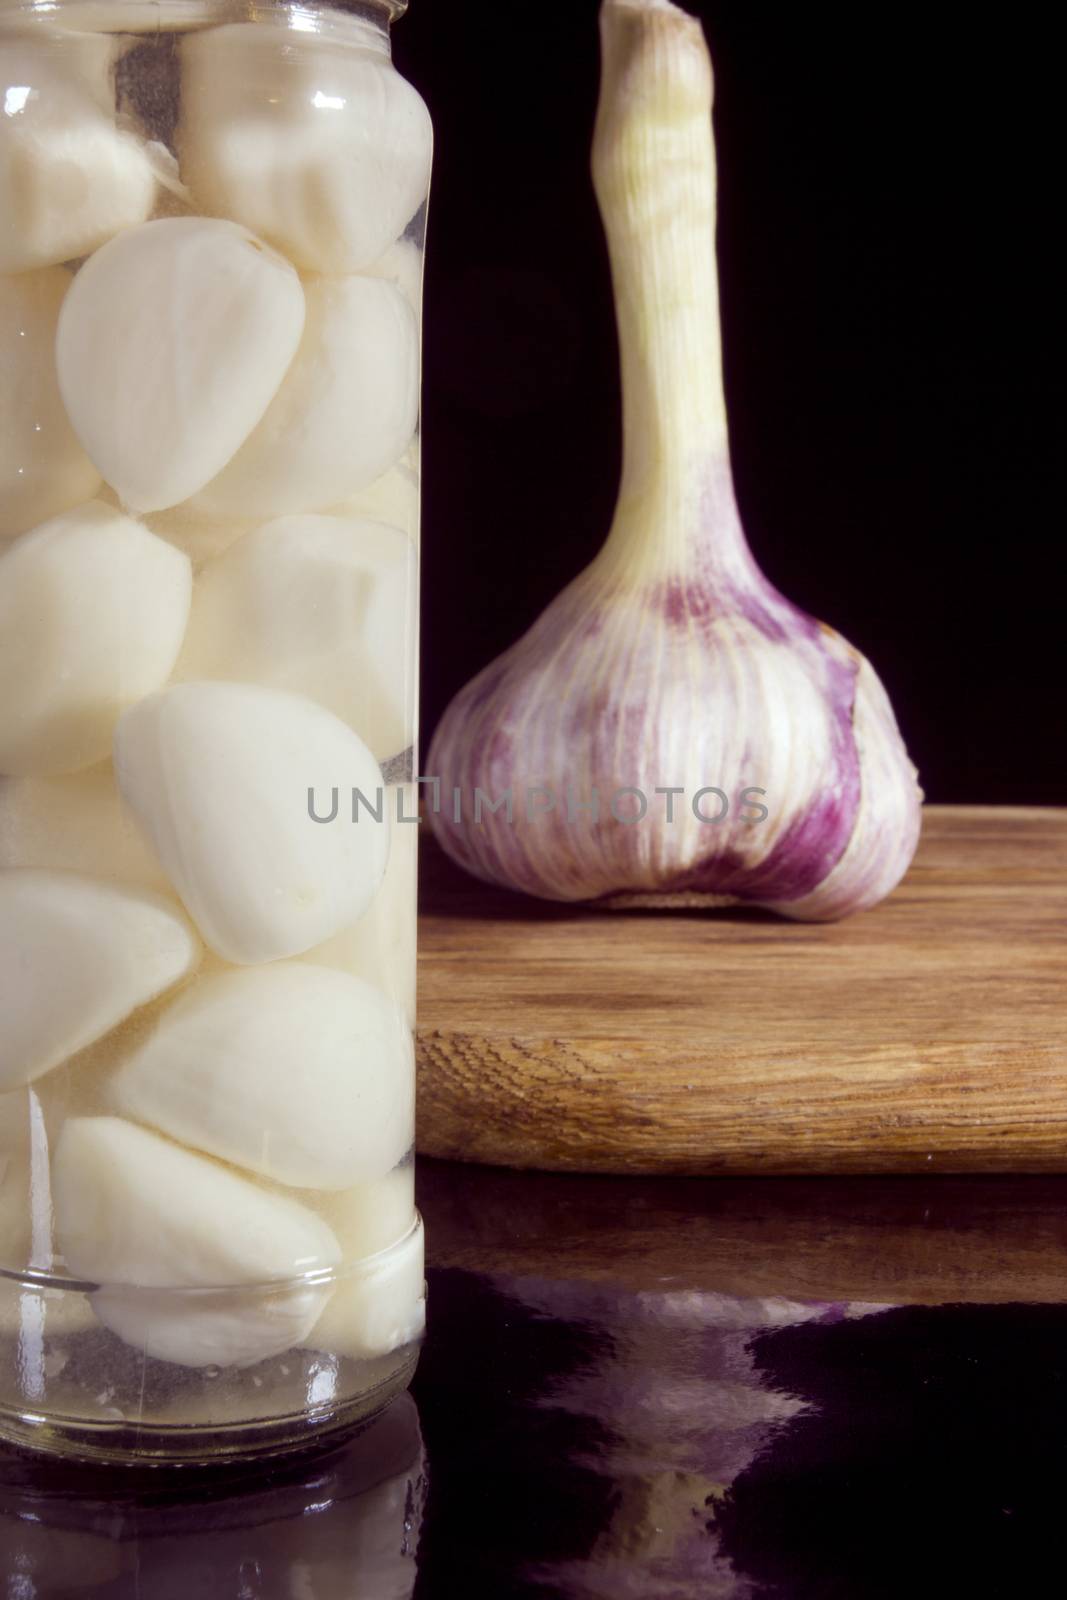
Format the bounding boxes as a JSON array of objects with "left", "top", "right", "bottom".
[{"left": 0, "top": 0, "right": 429, "bottom": 1463}]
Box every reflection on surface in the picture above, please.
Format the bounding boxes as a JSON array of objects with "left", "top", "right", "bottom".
[
  {"left": 0, "top": 1392, "right": 424, "bottom": 1598},
  {"left": 4, "top": 1163, "right": 1067, "bottom": 1598},
  {"left": 413, "top": 1162, "right": 1067, "bottom": 1599}
]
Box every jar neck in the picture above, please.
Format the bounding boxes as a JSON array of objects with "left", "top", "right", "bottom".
[{"left": 3, "top": 1, "right": 401, "bottom": 55}]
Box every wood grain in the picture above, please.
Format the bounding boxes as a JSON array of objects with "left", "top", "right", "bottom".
[
  {"left": 418, "top": 1162, "right": 1067, "bottom": 1304},
  {"left": 415, "top": 806, "right": 1067, "bottom": 1174}
]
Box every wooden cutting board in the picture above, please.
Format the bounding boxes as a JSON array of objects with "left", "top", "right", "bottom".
[{"left": 415, "top": 806, "right": 1067, "bottom": 1175}]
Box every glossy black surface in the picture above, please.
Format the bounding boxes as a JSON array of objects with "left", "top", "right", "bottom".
[{"left": 4, "top": 1163, "right": 1067, "bottom": 1597}]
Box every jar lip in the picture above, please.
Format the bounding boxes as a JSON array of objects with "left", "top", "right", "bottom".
[{"left": 0, "top": 0, "right": 411, "bottom": 25}]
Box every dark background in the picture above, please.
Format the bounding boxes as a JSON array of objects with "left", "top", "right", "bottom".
[{"left": 393, "top": 1, "right": 1060, "bottom": 806}]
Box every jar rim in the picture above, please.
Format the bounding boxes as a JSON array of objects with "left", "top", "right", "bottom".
[{"left": 0, "top": 0, "right": 411, "bottom": 24}]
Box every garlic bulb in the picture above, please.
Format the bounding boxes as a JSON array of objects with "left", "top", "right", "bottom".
[
  {"left": 427, "top": 0, "right": 921, "bottom": 921},
  {"left": 175, "top": 515, "right": 418, "bottom": 764},
  {"left": 0, "top": 31, "right": 156, "bottom": 274},
  {"left": 191, "top": 275, "right": 419, "bottom": 519},
  {"left": 0, "top": 270, "right": 101, "bottom": 542},
  {"left": 112, "top": 964, "right": 415, "bottom": 1191},
  {"left": 114, "top": 681, "right": 390, "bottom": 963},
  {"left": 179, "top": 24, "right": 433, "bottom": 274},
  {"left": 0, "top": 872, "right": 199, "bottom": 1092},
  {"left": 0, "top": 501, "right": 192, "bottom": 776},
  {"left": 55, "top": 217, "right": 306, "bottom": 512}
]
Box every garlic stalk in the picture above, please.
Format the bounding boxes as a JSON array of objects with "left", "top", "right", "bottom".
[{"left": 427, "top": 0, "right": 921, "bottom": 919}]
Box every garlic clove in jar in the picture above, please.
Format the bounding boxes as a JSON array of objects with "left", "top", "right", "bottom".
[
  {"left": 53, "top": 1117, "right": 341, "bottom": 1285},
  {"left": 0, "top": 871, "right": 200, "bottom": 1092},
  {"left": 306, "top": 1163, "right": 416, "bottom": 1263},
  {"left": 0, "top": 32, "right": 156, "bottom": 274},
  {"left": 363, "top": 237, "right": 426, "bottom": 327},
  {"left": 191, "top": 275, "right": 419, "bottom": 519},
  {"left": 332, "top": 449, "right": 421, "bottom": 543},
  {"left": 427, "top": 0, "right": 922, "bottom": 921},
  {"left": 179, "top": 24, "right": 432, "bottom": 275},
  {"left": 90, "top": 1280, "right": 333, "bottom": 1370},
  {"left": 305, "top": 1215, "right": 425, "bottom": 1362},
  {"left": 114, "top": 681, "right": 390, "bottom": 964},
  {"left": 0, "top": 764, "right": 171, "bottom": 892},
  {"left": 112, "top": 963, "right": 414, "bottom": 1191},
  {"left": 307, "top": 787, "right": 418, "bottom": 1027},
  {"left": 55, "top": 217, "right": 306, "bottom": 513},
  {"left": 175, "top": 515, "right": 418, "bottom": 765},
  {"left": 140, "top": 504, "right": 258, "bottom": 570},
  {"left": 0, "top": 502, "right": 191, "bottom": 777},
  {"left": 0, "top": 270, "right": 102, "bottom": 543}
]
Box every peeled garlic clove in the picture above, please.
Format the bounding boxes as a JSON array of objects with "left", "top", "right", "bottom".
[
  {"left": 0, "top": 270, "right": 102, "bottom": 542},
  {"left": 192, "top": 274, "right": 418, "bottom": 519},
  {"left": 55, "top": 217, "right": 305, "bottom": 512},
  {"left": 0, "top": 872, "right": 200, "bottom": 1092},
  {"left": 113, "top": 964, "right": 414, "bottom": 1190},
  {"left": 0, "top": 502, "right": 191, "bottom": 777},
  {"left": 305, "top": 1216, "right": 425, "bottom": 1363},
  {"left": 363, "top": 237, "right": 426, "bottom": 326},
  {"left": 176, "top": 516, "right": 417, "bottom": 764},
  {"left": 308, "top": 788, "right": 418, "bottom": 1026},
  {"left": 306, "top": 1163, "right": 416, "bottom": 1262},
  {"left": 141, "top": 504, "right": 258, "bottom": 569},
  {"left": 0, "top": 33, "right": 156, "bottom": 274},
  {"left": 114, "top": 682, "right": 390, "bottom": 963},
  {"left": 91, "top": 1281, "right": 331, "bottom": 1370},
  {"left": 0, "top": 763, "right": 169, "bottom": 892},
  {"left": 179, "top": 24, "right": 432, "bottom": 274},
  {"left": 427, "top": 0, "right": 922, "bottom": 920},
  {"left": 53, "top": 1114, "right": 339, "bottom": 1281},
  {"left": 333, "top": 448, "right": 421, "bottom": 541}
]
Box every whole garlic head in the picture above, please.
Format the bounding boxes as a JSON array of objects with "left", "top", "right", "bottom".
[{"left": 427, "top": 0, "right": 921, "bottom": 921}]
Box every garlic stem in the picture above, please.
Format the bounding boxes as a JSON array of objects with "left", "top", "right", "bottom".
[{"left": 593, "top": 0, "right": 739, "bottom": 583}]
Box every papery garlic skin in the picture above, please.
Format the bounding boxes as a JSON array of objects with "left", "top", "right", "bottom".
[
  {"left": 0, "top": 33, "right": 156, "bottom": 274},
  {"left": 0, "top": 502, "right": 192, "bottom": 776},
  {"left": 0, "top": 872, "right": 200, "bottom": 1092},
  {"left": 112, "top": 964, "right": 415, "bottom": 1191},
  {"left": 0, "top": 271, "right": 101, "bottom": 543},
  {"left": 55, "top": 217, "right": 306, "bottom": 512},
  {"left": 114, "top": 681, "right": 390, "bottom": 964},
  {"left": 428, "top": 0, "right": 921, "bottom": 920},
  {"left": 192, "top": 276, "right": 419, "bottom": 519},
  {"left": 176, "top": 515, "right": 418, "bottom": 764},
  {"left": 179, "top": 25, "right": 432, "bottom": 275}
]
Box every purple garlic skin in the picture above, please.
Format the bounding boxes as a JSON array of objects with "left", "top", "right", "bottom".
[
  {"left": 428, "top": 0, "right": 922, "bottom": 920},
  {"left": 428, "top": 464, "right": 921, "bottom": 921}
]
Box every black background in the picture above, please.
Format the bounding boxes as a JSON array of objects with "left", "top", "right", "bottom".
[{"left": 394, "top": 1, "right": 1060, "bottom": 805}]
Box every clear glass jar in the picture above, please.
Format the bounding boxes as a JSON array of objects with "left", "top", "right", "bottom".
[{"left": 0, "top": 0, "right": 429, "bottom": 1463}]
